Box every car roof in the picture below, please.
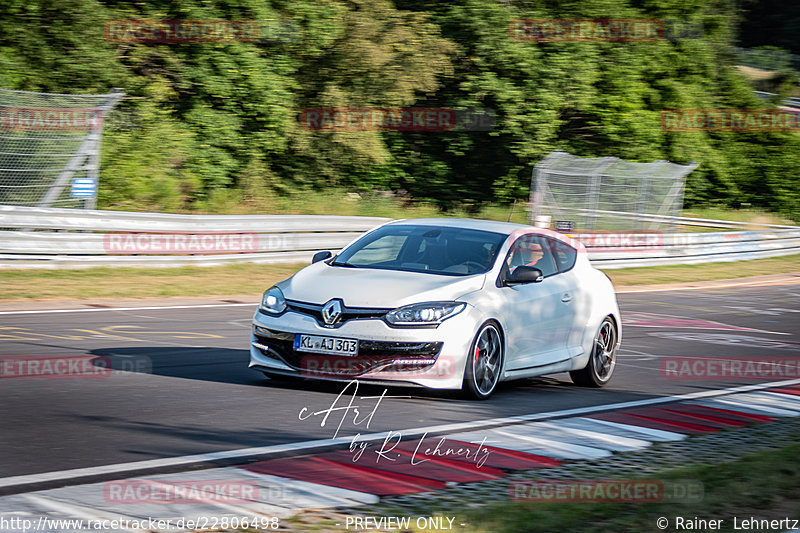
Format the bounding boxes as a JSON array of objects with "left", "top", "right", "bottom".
[{"left": 386, "top": 217, "right": 532, "bottom": 235}]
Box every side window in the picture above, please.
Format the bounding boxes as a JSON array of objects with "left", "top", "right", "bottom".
[
  {"left": 506, "top": 235, "right": 558, "bottom": 277},
  {"left": 547, "top": 238, "right": 578, "bottom": 272}
]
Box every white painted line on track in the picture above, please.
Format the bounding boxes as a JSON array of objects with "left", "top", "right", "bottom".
[
  {"left": 3, "top": 377, "right": 800, "bottom": 492},
  {"left": 18, "top": 492, "right": 140, "bottom": 531},
  {"left": 726, "top": 392, "right": 800, "bottom": 411},
  {"left": 492, "top": 428, "right": 611, "bottom": 459},
  {"left": 573, "top": 418, "right": 685, "bottom": 441},
  {"left": 760, "top": 391, "right": 800, "bottom": 404},
  {"left": 0, "top": 303, "right": 257, "bottom": 316},
  {"left": 527, "top": 421, "right": 651, "bottom": 450},
  {"left": 691, "top": 398, "right": 799, "bottom": 417},
  {"left": 447, "top": 428, "right": 611, "bottom": 460},
  {"left": 0, "top": 468, "right": 380, "bottom": 529}
]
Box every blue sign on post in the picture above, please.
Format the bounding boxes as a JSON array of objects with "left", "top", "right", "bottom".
[{"left": 71, "top": 178, "right": 97, "bottom": 198}]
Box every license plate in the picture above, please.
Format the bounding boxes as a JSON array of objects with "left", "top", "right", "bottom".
[{"left": 294, "top": 334, "right": 359, "bottom": 356}]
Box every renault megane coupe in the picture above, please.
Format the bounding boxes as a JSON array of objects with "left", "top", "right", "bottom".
[{"left": 250, "top": 218, "right": 621, "bottom": 399}]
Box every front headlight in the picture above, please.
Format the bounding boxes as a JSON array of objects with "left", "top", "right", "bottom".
[
  {"left": 260, "top": 286, "right": 287, "bottom": 315},
  {"left": 385, "top": 301, "right": 466, "bottom": 326}
]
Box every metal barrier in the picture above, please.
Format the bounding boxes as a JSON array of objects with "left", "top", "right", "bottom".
[
  {"left": 582, "top": 229, "right": 800, "bottom": 269},
  {"left": 0, "top": 205, "right": 797, "bottom": 269},
  {"left": 0, "top": 205, "right": 389, "bottom": 268},
  {"left": 537, "top": 207, "right": 798, "bottom": 230}
]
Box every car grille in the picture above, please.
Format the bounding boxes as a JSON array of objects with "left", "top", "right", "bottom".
[
  {"left": 285, "top": 299, "right": 390, "bottom": 328},
  {"left": 253, "top": 326, "right": 443, "bottom": 377}
]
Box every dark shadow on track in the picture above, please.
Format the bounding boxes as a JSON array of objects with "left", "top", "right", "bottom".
[
  {"left": 86, "top": 346, "right": 656, "bottom": 405},
  {"left": 89, "top": 346, "right": 262, "bottom": 386}
]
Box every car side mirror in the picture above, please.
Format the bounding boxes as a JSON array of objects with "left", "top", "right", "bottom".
[
  {"left": 505, "top": 266, "right": 544, "bottom": 285},
  {"left": 312, "top": 251, "right": 333, "bottom": 264}
]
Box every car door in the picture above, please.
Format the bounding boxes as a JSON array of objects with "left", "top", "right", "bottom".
[
  {"left": 545, "top": 237, "right": 584, "bottom": 356},
  {"left": 500, "top": 234, "right": 573, "bottom": 371}
]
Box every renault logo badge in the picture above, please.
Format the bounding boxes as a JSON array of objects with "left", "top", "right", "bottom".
[{"left": 321, "top": 299, "right": 343, "bottom": 326}]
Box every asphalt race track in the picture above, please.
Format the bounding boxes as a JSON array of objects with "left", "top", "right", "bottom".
[{"left": 0, "top": 283, "right": 798, "bottom": 479}]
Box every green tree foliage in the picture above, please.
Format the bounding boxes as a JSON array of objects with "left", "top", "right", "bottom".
[{"left": 0, "top": 0, "right": 796, "bottom": 220}]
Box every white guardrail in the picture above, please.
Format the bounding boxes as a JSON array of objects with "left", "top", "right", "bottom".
[{"left": 0, "top": 205, "right": 798, "bottom": 269}]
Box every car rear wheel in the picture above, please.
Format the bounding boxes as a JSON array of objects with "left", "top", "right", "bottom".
[
  {"left": 570, "top": 317, "right": 617, "bottom": 387},
  {"left": 462, "top": 322, "right": 503, "bottom": 400}
]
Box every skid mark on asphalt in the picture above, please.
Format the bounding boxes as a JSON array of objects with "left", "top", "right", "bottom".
[
  {"left": 623, "top": 312, "right": 790, "bottom": 335},
  {"left": 647, "top": 332, "right": 800, "bottom": 351},
  {"left": 227, "top": 318, "right": 252, "bottom": 329},
  {"left": 0, "top": 325, "right": 225, "bottom": 345},
  {"left": 723, "top": 306, "right": 784, "bottom": 316},
  {"left": 623, "top": 300, "right": 735, "bottom": 315}
]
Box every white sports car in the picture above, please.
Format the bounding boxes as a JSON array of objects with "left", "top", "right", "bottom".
[{"left": 250, "top": 218, "right": 621, "bottom": 399}]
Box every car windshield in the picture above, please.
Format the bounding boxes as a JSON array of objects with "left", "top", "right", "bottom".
[{"left": 331, "top": 224, "right": 507, "bottom": 275}]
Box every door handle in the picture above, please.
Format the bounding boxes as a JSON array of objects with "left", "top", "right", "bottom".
[{"left": 561, "top": 293, "right": 573, "bottom": 303}]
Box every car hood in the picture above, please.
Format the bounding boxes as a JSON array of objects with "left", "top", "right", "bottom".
[{"left": 280, "top": 262, "right": 487, "bottom": 308}]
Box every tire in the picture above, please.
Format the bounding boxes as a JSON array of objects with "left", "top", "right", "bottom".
[
  {"left": 462, "top": 322, "right": 503, "bottom": 400},
  {"left": 570, "top": 316, "right": 617, "bottom": 387}
]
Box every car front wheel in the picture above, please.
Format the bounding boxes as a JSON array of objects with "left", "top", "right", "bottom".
[
  {"left": 462, "top": 322, "right": 503, "bottom": 400},
  {"left": 570, "top": 316, "right": 617, "bottom": 387}
]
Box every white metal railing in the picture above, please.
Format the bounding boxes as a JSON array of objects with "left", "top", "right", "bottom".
[
  {"left": 0, "top": 205, "right": 797, "bottom": 269},
  {"left": 0, "top": 205, "right": 389, "bottom": 268},
  {"left": 0, "top": 204, "right": 388, "bottom": 232},
  {"left": 583, "top": 231, "right": 800, "bottom": 269},
  {"left": 534, "top": 206, "right": 798, "bottom": 230}
]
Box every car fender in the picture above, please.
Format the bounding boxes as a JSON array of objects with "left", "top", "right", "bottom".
[{"left": 570, "top": 268, "right": 621, "bottom": 371}]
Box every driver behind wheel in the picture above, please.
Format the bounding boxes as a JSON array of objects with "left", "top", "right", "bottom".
[{"left": 507, "top": 239, "right": 544, "bottom": 272}]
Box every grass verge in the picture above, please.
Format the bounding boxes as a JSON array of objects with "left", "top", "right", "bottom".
[
  {"left": 450, "top": 443, "right": 800, "bottom": 533},
  {"left": 0, "top": 263, "right": 306, "bottom": 301},
  {"left": 606, "top": 253, "right": 800, "bottom": 286},
  {"left": 680, "top": 206, "right": 796, "bottom": 227},
  {"left": 0, "top": 254, "right": 798, "bottom": 301}
]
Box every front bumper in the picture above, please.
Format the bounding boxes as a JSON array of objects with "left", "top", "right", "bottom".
[{"left": 249, "top": 305, "right": 480, "bottom": 390}]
